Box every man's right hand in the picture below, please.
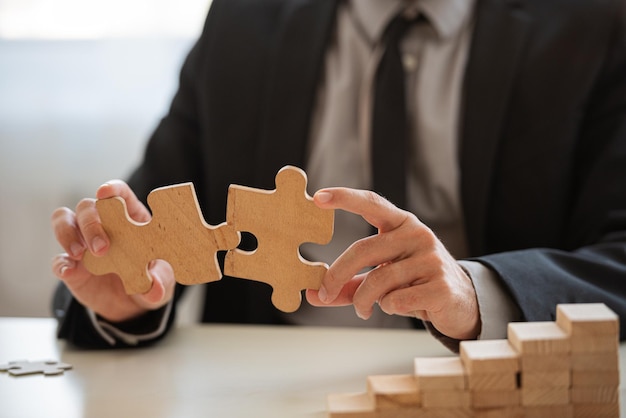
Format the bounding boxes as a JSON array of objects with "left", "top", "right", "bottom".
[{"left": 51, "top": 180, "right": 176, "bottom": 323}]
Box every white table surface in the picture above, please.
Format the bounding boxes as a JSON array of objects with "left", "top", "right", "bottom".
[
  {"left": 0, "top": 318, "right": 624, "bottom": 418},
  {"left": 0, "top": 318, "right": 458, "bottom": 418}
]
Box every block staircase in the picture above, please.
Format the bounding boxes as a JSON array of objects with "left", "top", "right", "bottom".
[{"left": 327, "top": 303, "right": 621, "bottom": 417}]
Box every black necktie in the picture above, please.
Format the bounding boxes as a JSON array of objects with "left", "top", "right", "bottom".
[{"left": 371, "top": 11, "right": 421, "bottom": 209}]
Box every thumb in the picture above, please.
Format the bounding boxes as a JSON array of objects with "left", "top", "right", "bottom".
[{"left": 131, "top": 260, "right": 176, "bottom": 310}]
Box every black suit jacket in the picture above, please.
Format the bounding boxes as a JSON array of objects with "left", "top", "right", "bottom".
[{"left": 56, "top": 0, "right": 626, "bottom": 347}]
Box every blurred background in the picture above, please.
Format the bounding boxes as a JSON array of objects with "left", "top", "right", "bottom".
[{"left": 0, "top": 0, "right": 210, "bottom": 319}]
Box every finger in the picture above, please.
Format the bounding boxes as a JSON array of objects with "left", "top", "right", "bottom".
[
  {"left": 52, "top": 253, "right": 96, "bottom": 287},
  {"left": 314, "top": 188, "right": 410, "bottom": 233},
  {"left": 51, "top": 207, "right": 86, "bottom": 259},
  {"left": 74, "top": 198, "right": 109, "bottom": 256},
  {"left": 318, "top": 219, "right": 434, "bottom": 304},
  {"left": 351, "top": 260, "right": 415, "bottom": 319},
  {"left": 306, "top": 275, "right": 365, "bottom": 306},
  {"left": 131, "top": 259, "right": 176, "bottom": 310},
  {"left": 52, "top": 253, "right": 77, "bottom": 279},
  {"left": 96, "top": 180, "right": 151, "bottom": 223}
]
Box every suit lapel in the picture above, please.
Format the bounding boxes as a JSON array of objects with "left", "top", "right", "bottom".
[
  {"left": 460, "top": 0, "right": 532, "bottom": 255},
  {"left": 255, "top": 0, "right": 339, "bottom": 188}
]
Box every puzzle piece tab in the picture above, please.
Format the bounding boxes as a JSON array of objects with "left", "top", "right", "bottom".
[
  {"left": 0, "top": 360, "right": 72, "bottom": 376},
  {"left": 83, "top": 183, "right": 240, "bottom": 294},
  {"left": 224, "top": 166, "right": 335, "bottom": 313}
]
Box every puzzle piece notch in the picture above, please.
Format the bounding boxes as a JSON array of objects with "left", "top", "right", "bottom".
[
  {"left": 0, "top": 360, "right": 72, "bottom": 376},
  {"left": 83, "top": 182, "right": 240, "bottom": 294},
  {"left": 224, "top": 166, "right": 335, "bottom": 313}
]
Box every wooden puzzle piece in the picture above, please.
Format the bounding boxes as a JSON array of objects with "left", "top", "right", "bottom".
[
  {"left": 224, "top": 166, "right": 334, "bottom": 313},
  {"left": 0, "top": 360, "right": 72, "bottom": 376},
  {"left": 83, "top": 183, "right": 240, "bottom": 294}
]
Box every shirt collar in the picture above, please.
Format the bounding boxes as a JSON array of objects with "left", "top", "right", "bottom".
[{"left": 350, "top": 0, "right": 475, "bottom": 41}]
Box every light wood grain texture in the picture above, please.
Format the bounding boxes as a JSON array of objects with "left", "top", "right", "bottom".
[
  {"left": 572, "top": 403, "right": 620, "bottom": 418},
  {"left": 421, "top": 389, "right": 471, "bottom": 408},
  {"left": 414, "top": 357, "right": 467, "bottom": 390},
  {"left": 467, "top": 372, "right": 518, "bottom": 391},
  {"left": 83, "top": 183, "right": 240, "bottom": 294},
  {"left": 460, "top": 339, "right": 520, "bottom": 374},
  {"left": 415, "top": 408, "right": 473, "bottom": 418},
  {"left": 570, "top": 387, "right": 619, "bottom": 404},
  {"left": 556, "top": 303, "right": 619, "bottom": 336},
  {"left": 224, "top": 166, "right": 334, "bottom": 312},
  {"left": 571, "top": 352, "right": 619, "bottom": 371},
  {"left": 521, "top": 370, "right": 571, "bottom": 389},
  {"left": 508, "top": 322, "right": 570, "bottom": 354},
  {"left": 569, "top": 334, "right": 619, "bottom": 353},
  {"left": 521, "top": 353, "right": 571, "bottom": 371},
  {"left": 366, "top": 374, "right": 420, "bottom": 409},
  {"left": 474, "top": 406, "right": 524, "bottom": 418},
  {"left": 521, "top": 387, "right": 570, "bottom": 406},
  {"left": 524, "top": 404, "right": 574, "bottom": 418},
  {"left": 471, "top": 389, "right": 520, "bottom": 408},
  {"left": 327, "top": 392, "right": 376, "bottom": 418},
  {"left": 571, "top": 370, "right": 620, "bottom": 388}
]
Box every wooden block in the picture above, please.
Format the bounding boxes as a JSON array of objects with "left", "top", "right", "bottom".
[
  {"left": 327, "top": 392, "right": 375, "bottom": 418},
  {"left": 570, "top": 370, "right": 620, "bottom": 387},
  {"left": 570, "top": 387, "right": 619, "bottom": 404},
  {"left": 83, "top": 183, "right": 240, "bottom": 294},
  {"left": 414, "top": 357, "right": 467, "bottom": 390},
  {"left": 508, "top": 322, "right": 570, "bottom": 354},
  {"left": 471, "top": 389, "right": 520, "bottom": 408},
  {"left": 556, "top": 303, "right": 619, "bottom": 336},
  {"left": 467, "top": 372, "right": 518, "bottom": 390},
  {"left": 521, "top": 370, "right": 570, "bottom": 388},
  {"left": 571, "top": 352, "right": 618, "bottom": 371},
  {"left": 521, "top": 387, "right": 570, "bottom": 406},
  {"left": 224, "top": 166, "right": 335, "bottom": 312},
  {"left": 521, "top": 353, "right": 571, "bottom": 371},
  {"left": 524, "top": 404, "right": 574, "bottom": 418},
  {"left": 474, "top": 406, "right": 524, "bottom": 418},
  {"left": 421, "top": 390, "right": 471, "bottom": 408},
  {"left": 573, "top": 402, "right": 620, "bottom": 418},
  {"left": 366, "top": 374, "right": 420, "bottom": 409},
  {"left": 375, "top": 409, "right": 426, "bottom": 418},
  {"left": 460, "top": 339, "right": 520, "bottom": 374},
  {"left": 569, "top": 334, "right": 618, "bottom": 353},
  {"left": 417, "top": 408, "right": 473, "bottom": 418}
]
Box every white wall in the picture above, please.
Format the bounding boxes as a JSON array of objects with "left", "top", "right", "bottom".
[{"left": 0, "top": 1, "right": 209, "bottom": 318}]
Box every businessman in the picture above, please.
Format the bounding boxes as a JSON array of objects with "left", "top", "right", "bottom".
[{"left": 51, "top": 0, "right": 626, "bottom": 349}]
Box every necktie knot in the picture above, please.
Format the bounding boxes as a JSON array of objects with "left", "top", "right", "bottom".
[{"left": 383, "top": 8, "right": 423, "bottom": 44}]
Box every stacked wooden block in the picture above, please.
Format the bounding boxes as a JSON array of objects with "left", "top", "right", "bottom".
[
  {"left": 327, "top": 303, "right": 621, "bottom": 418},
  {"left": 558, "top": 304, "right": 621, "bottom": 417}
]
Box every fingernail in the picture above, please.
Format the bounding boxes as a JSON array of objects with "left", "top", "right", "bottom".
[
  {"left": 60, "top": 259, "right": 75, "bottom": 275},
  {"left": 148, "top": 267, "right": 159, "bottom": 283},
  {"left": 356, "top": 310, "right": 370, "bottom": 320},
  {"left": 92, "top": 236, "right": 107, "bottom": 253},
  {"left": 70, "top": 242, "right": 84, "bottom": 257},
  {"left": 315, "top": 191, "right": 333, "bottom": 203},
  {"left": 318, "top": 285, "right": 329, "bottom": 303}
]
